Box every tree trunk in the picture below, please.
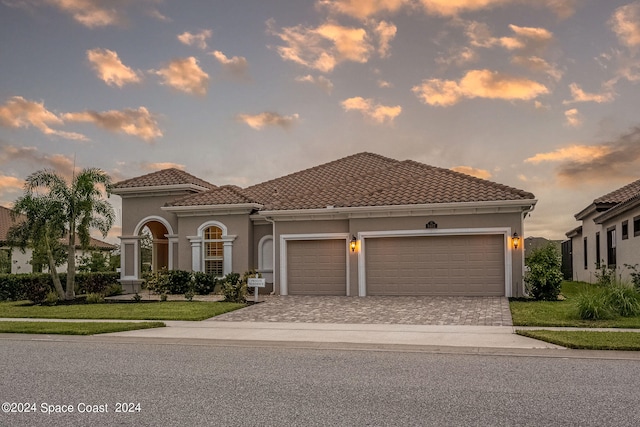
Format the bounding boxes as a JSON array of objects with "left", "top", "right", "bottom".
[
  {"left": 66, "top": 225, "right": 76, "bottom": 300},
  {"left": 45, "top": 238, "right": 65, "bottom": 300}
]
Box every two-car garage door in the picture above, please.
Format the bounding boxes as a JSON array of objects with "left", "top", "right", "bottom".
[
  {"left": 284, "top": 234, "right": 506, "bottom": 296},
  {"left": 365, "top": 234, "right": 505, "bottom": 296}
]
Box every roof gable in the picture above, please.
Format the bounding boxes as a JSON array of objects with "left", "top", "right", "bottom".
[
  {"left": 575, "top": 178, "right": 640, "bottom": 220},
  {"left": 113, "top": 168, "right": 216, "bottom": 191},
  {"left": 594, "top": 178, "right": 640, "bottom": 204}
]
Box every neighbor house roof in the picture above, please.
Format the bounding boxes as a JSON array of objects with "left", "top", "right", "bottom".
[
  {"left": 0, "top": 206, "right": 24, "bottom": 242},
  {"left": 574, "top": 178, "right": 640, "bottom": 221},
  {"left": 160, "top": 152, "right": 534, "bottom": 211},
  {"left": 113, "top": 168, "right": 216, "bottom": 191}
]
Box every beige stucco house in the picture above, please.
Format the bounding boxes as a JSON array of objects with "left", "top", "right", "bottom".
[
  {"left": 566, "top": 179, "right": 640, "bottom": 283},
  {"left": 112, "top": 153, "right": 537, "bottom": 297}
]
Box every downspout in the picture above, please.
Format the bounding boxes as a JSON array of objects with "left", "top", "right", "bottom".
[{"left": 264, "top": 216, "right": 276, "bottom": 295}]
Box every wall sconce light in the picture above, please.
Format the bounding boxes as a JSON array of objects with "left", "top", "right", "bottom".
[
  {"left": 350, "top": 235, "right": 357, "bottom": 252},
  {"left": 512, "top": 232, "right": 520, "bottom": 250}
]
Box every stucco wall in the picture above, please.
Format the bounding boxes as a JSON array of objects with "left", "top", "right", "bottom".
[{"left": 574, "top": 206, "right": 640, "bottom": 283}]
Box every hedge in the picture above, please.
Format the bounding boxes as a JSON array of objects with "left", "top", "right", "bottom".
[{"left": 0, "top": 272, "right": 120, "bottom": 302}]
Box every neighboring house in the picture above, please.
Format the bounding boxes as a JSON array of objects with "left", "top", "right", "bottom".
[
  {"left": 524, "top": 237, "right": 561, "bottom": 256},
  {"left": 0, "top": 205, "right": 116, "bottom": 274},
  {"left": 565, "top": 179, "right": 640, "bottom": 283},
  {"left": 113, "top": 152, "right": 537, "bottom": 297},
  {"left": 0, "top": 206, "right": 32, "bottom": 274}
]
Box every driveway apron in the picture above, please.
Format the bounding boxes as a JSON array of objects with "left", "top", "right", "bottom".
[{"left": 211, "top": 296, "right": 513, "bottom": 326}]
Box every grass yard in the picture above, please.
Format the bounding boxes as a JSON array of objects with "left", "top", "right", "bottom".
[
  {"left": 509, "top": 281, "right": 640, "bottom": 328},
  {"left": 517, "top": 330, "right": 640, "bottom": 351},
  {"left": 0, "top": 321, "right": 165, "bottom": 335},
  {"left": 0, "top": 301, "right": 246, "bottom": 321}
]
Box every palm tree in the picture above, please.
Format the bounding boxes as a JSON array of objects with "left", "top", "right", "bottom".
[
  {"left": 20, "top": 168, "right": 115, "bottom": 300},
  {"left": 8, "top": 194, "right": 67, "bottom": 299}
]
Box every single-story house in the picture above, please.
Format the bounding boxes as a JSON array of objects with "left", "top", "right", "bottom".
[
  {"left": 0, "top": 205, "right": 116, "bottom": 274},
  {"left": 112, "top": 152, "right": 537, "bottom": 297},
  {"left": 565, "top": 179, "right": 640, "bottom": 283}
]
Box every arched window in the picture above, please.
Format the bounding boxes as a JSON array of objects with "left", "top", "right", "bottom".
[{"left": 204, "top": 226, "right": 224, "bottom": 276}]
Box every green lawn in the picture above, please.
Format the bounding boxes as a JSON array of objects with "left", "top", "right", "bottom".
[
  {"left": 517, "top": 330, "right": 640, "bottom": 351},
  {"left": 0, "top": 321, "right": 165, "bottom": 335},
  {"left": 510, "top": 281, "right": 640, "bottom": 328},
  {"left": 0, "top": 301, "right": 246, "bottom": 321}
]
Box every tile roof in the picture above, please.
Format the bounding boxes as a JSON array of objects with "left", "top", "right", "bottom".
[
  {"left": 594, "top": 178, "right": 640, "bottom": 204},
  {"left": 161, "top": 152, "right": 534, "bottom": 210},
  {"left": 0, "top": 206, "right": 24, "bottom": 242},
  {"left": 113, "top": 168, "right": 216, "bottom": 190},
  {"left": 169, "top": 185, "right": 260, "bottom": 207}
]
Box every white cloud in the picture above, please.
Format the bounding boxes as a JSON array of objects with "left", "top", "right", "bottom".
[
  {"left": 64, "top": 106, "right": 162, "bottom": 142},
  {"left": 0, "top": 96, "right": 87, "bottom": 140},
  {"left": 177, "top": 30, "right": 212, "bottom": 50},
  {"left": 236, "top": 112, "right": 300, "bottom": 130},
  {"left": 140, "top": 162, "right": 185, "bottom": 171},
  {"left": 412, "top": 69, "right": 548, "bottom": 106},
  {"left": 87, "top": 48, "right": 142, "bottom": 87},
  {"left": 152, "top": 57, "right": 209, "bottom": 95},
  {"left": 316, "top": 0, "right": 409, "bottom": 20},
  {"left": 0, "top": 145, "right": 76, "bottom": 179},
  {"left": 563, "top": 108, "right": 582, "bottom": 128},
  {"left": 373, "top": 20, "right": 397, "bottom": 58},
  {"left": 268, "top": 19, "right": 373, "bottom": 72},
  {"left": 610, "top": 2, "right": 640, "bottom": 48},
  {"left": 46, "top": 0, "right": 123, "bottom": 27},
  {"left": 210, "top": 50, "right": 249, "bottom": 78},
  {"left": 563, "top": 83, "right": 615, "bottom": 104},
  {"left": 341, "top": 96, "right": 402, "bottom": 124},
  {"left": 295, "top": 74, "right": 334, "bottom": 93}
]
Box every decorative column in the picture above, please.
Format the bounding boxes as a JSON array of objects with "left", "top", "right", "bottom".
[{"left": 187, "top": 236, "right": 202, "bottom": 272}]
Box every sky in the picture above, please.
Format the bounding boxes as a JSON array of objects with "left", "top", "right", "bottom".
[{"left": 1, "top": 0, "right": 640, "bottom": 243}]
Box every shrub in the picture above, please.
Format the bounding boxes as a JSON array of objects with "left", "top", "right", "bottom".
[
  {"left": 184, "top": 290, "right": 195, "bottom": 301},
  {"left": 76, "top": 272, "right": 120, "bottom": 295},
  {"left": 104, "top": 283, "right": 123, "bottom": 297},
  {"left": 624, "top": 264, "right": 640, "bottom": 291},
  {"left": 576, "top": 291, "right": 615, "bottom": 320},
  {"left": 45, "top": 290, "right": 59, "bottom": 306},
  {"left": 132, "top": 293, "right": 142, "bottom": 302},
  {"left": 605, "top": 285, "right": 640, "bottom": 317},
  {"left": 86, "top": 293, "right": 105, "bottom": 304},
  {"left": 166, "top": 270, "right": 193, "bottom": 294},
  {"left": 220, "top": 272, "right": 246, "bottom": 303},
  {"left": 24, "top": 275, "right": 51, "bottom": 305},
  {"left": 525, "top": 244, "right": 563, "bottom": 301},
  {"left": 193, "top": 272, "right": 216, "bottom": 295},
  {"left": 0, "top": 274, "right": 23, "bottom": 301},
  {"left": 160, "top": 293, "right": 168, "bottom": 302},
  {"left": 594, "top": 262, "right": 617, "bottom": 287}
]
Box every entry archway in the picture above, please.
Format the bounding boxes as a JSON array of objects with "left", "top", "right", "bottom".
[{"left": 134, "top": 216, "right": 174, "bottom": 274}]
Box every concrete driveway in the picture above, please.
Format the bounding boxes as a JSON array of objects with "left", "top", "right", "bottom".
[{"left": 211, "top": 295, "right": 513, "bottom": 326}]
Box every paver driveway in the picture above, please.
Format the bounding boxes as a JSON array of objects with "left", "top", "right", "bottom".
[{"left": 211, "top": 296, "right": 513, "bottom": 326}]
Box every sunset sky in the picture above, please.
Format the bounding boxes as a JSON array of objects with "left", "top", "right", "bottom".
[{"left": 1, "top": 0, "right": 639, "bottom": 242}]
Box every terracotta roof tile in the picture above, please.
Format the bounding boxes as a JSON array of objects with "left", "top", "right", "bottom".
[
  {"left": 270, "top": 159, "right": 534, "bottom": 210},
  {"left": 169, "top": 185, "right": 260, "bottom": 207},
  {"left": 114, "top": 168, "right": 216, "bottom": 190},
  {"left": 117, "top": 153, "right": 535, "bottom": 211},
  {"left": 594, "top": 178, "right": 640, "bottom": 204},
  {"left": 0, "top": 206, "right": 24, "bottom": 242}
]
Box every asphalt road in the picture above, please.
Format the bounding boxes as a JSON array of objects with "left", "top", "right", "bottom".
[{"left": 0, "top": 338, "right": 638, "bottom": 426}]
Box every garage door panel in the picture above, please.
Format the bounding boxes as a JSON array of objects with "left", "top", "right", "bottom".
[
  {"left": 366, "top": 234, "right": 505, "bottom": 296},
  {"left": 287, "top": 239, "right": 346, "bottom": 295}
]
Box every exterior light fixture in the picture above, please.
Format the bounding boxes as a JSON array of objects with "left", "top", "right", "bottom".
[
  {"left": 512, "top": 232, "right": 520, "bottom": 250},
  {"left": 350, "top": 235, "right": 357, "bottom": 252}
]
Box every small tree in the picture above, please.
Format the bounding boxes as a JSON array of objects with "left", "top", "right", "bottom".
[
  {"left": 11, "top": 168, "right": 115, "bottom": 300},
  {"left": 525, "top": 243, "right": 563, "bottom": 301},
  {"left": 8, "top": 194, "right": 67, "bottom": 300}
]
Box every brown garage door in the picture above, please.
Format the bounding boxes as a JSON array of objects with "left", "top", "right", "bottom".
[
  {"left": 287, "top": 239, "right": 347, "bottom": 295},
  {"left": 365, "top": 234, "right": 505, "bottom": 296}
]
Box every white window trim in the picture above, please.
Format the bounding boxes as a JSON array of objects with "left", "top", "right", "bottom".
[
  {"left": 279, "top": 233, "right": 350, "bottom": 296},
  {"left": 189, "top": 221, "right": 236, "bottom": 277},
  {"left": 258, "top": 235, "right": 274, "bottom": 273},
  {"left": 357, "top": 227, "right": 513, "bottom": 297}
]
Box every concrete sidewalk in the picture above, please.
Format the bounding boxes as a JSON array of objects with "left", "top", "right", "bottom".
[{"left": 102, "top": 320, "right": 563, "bottom": 349}]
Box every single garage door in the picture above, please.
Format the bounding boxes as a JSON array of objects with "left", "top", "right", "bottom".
[
  {"left": 287, "top": 239, "right": 347, "bottom": 295},
  {"left": 365, "top": 234, "right": 505, "bottom": 296}
]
